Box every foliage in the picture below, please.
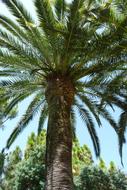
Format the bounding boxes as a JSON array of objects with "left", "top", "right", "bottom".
[
  {"left": 99, "top": 158, "right": 107, "bottom": 171},
  {"left": 0, "top": 0, "right": 127, "bottom": 188},
  {"left": 109, "top": 161, "right": 117, "bottom": 172},
  {"left": 12, "top": 131, "right": 46, "bottom": 189},
  {"left": 75, "top": 166, "right": 127, "bottom": 190},
  {"left": 24, "top": 130, "right": 46, "bottom": 159},
  {"left": 0, "top": 152, "right": 5, "bottom": 177},
  {"left": 12, "top": 146, "right": 45, "bottom": 190},
  {"left": 0, "top": 98, "right": 18, "bottom": 127},
  {"left": 0, "top": 130, "right": 93, "bottom": 189},
  {"left": 109, "top": 170, "right": 127, "bottom": 190},
  {"left": 0, "top": 147, "right": 22, "bottom": 190},
  {"left": 72, "top": 139, "right": 93, "bottom": 176},
  {"left": 1, "top": 131, "right": 127, "bottom": 190},
  {"left": 0, "top": 0, "right": 126, "bottom": 161}
]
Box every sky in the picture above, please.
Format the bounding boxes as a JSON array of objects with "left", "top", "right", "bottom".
[{"left": 0, "top": 0, "right": 127, "bottom": 172}]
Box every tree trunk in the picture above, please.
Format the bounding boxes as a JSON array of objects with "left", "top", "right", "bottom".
[{"left": 45, "top": 75, "right": 74, "bottom": 190}]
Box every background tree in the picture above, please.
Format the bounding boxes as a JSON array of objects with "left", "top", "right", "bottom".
[
  {"left": 0, "top": 130, "right": 93, "bottom": 190},
  {"left": 72, "top": 139, "right": 93, "bottom": 176},
  {"left": 0, "top": 152, "right": 5, "bottom": 178},
  {"left": 0, "top": 0, "right": 127, "bottom": 189},
  {"left": 1, "top": 131, "right": 127, "bottom": 190},
  {"left": 109, "top": 161, "right": 117, "bottom": 172},
  {"left": 76, "top": 166, "right": 127, "bottom": 190},
  {"left": 99, "top": 158, "right": 107, "bottom": 171},
  {"left": 0, "top": 147, "right": 22, "bottom": 190}
]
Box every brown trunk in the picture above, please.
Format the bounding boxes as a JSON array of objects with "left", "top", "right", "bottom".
[{"left": 45, "top": 75, "right": 75, "bottom": 190}]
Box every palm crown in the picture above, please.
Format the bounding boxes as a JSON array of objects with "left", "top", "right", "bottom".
[{"left": 0, "top": 0, "right": 127, "bottom": 160}]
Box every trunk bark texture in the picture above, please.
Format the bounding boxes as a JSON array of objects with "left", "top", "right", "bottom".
[{"left": 45, "top": 75, "right": 75, "bottom": 190}]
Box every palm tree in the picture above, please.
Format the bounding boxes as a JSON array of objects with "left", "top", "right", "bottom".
[{"left": 0, "top": 0, "right": 126, "bottom": 189}]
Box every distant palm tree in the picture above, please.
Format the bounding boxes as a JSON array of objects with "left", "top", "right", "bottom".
[{"left": 0, "top": 0, "right": 126, "bottom": 189}]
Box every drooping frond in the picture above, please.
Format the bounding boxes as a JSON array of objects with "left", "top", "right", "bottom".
[
  {"left": 118, "top": 111, "right": 127, "bottom": 165},
  {"left": 77, "top": 93, "right": 101, "bottom": 127},
  {"left": 38, "top": 104, "right": 48, "bottom": 135},
  {"left": 77, "top": 104, "right": 100, "bottom": 157},
  {"left": 6, "top": 93, "right": 45, "bottom": 148},
  {"left": 70, "top": 107, "right": 77, "bottom": 139},
  {"left": 3, "top": 93, "right": 30, "bottom": 117},
  {"left": 97, "top": 105, "right": 118, "bottom": 133}
]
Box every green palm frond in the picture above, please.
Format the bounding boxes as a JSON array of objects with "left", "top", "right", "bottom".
[
  {"left": 64, "top": 0, "right": 85, "bottom": 62},
  {"left": 0, "top": 50, "right": 47, "bottom": 73},
  {"left": 0, "top": 30, "right": 42, "bottom": 60},
  {"left": 24, "top": 28, "right": 54, "bottom": 67},
  {"left": 97, "top": 105, "right": 118, "bottom": 133},
  {"left": 70, "top": 107, "right": 76, "bottom": 139},
  {"left": 38, "top": 104, "right": 48, "bottom": 135},
  {"left": 106, "top": 95, "right": 127, "bottom": 111},
  {"left": 54, "top": 0, "right": 67, "bottom": 21},
  {"left": 3, "top": 93, "right": 30, "bottom": 117},
  {"left": 0, "top": 15, "right": 25, "bottom": 38},
  {"left": 34, "top": 0, "right": 56, "bottom": 31},
  {"left": 0, "top": 69, "right": 20, "bottom": 77},
  {"left": 118, "top": 111, "right": 127, "bottom": 164},
  {"left": 77, "top": 93, "right": 101, "bottom": 127},
  {"left": 77, "top": 104, "right": 100, "bottom": 157},
  {"left": 0, "top": 16, "right": 53, "bottom": 68},
  {"left": 106, "top": 72, "right": 125, "bottom": 92},
  {"left": 6, "top": 93, "right": 45, "bottom": 148},
  {"left": 3, "top": 0, "right": 34, "bottom": 28},
  {"left": 0, "top": 77, "right": 31, "bottom": 88}
]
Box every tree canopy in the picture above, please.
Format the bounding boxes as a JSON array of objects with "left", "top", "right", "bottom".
[
  {"left": 0, "top": 0, "right": 127, "bottom": 188},
  {"left": 0, "top": 0, "right": 126, "bottom": 160},
  {"left": 0, "top": 131, "right": 127, "bottom": 190},
  {"left": 0, "top": 130, "right": 93, "bottom": 189}
]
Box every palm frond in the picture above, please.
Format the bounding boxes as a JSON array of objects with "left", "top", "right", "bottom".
[
  {"left": 6, "top": 93, "right": 45, "bottom": 148},
  {"left": 64, "top": 0, "right": 85, "bottom": 64},
  {"left": 3, "top": 0, "right": 34, "bottom": 28},
  {"left": 118, "top": 111, "right": 127, "bottom": 165},
  {"left": 70, "top": 107, "right": 76, "bottom": 139},
  {"left": 4, "top": 93, "right": 30, "bottom": 117},
  {"left": 77, "top": 104, "right": 100, "bottom": 157},
  {"left": 0, "top": 77, "right": 31, "bottom": 88},
  {"left": 0, "top": 30, "right": 42, "bottom": 61},
  {"left": 0, "top": 15, "right": 24, "bottom": 38},
  {"left": 77, "top": 93, "right": 101, "bottom": 127},
  {"left": 107, "top": 95, "right": 127, "bottom": 111},
  {"left": 97, "top": 106, "right": 118, "bottom": 133},
  {"left": 38, "top": 104, "right": 48, "bottom": 135},
  {"left": 34, "top": 0, "right": 56, "bottom": 30},
  {"left": 54, "top": 0, "right": 67, "bottom": 21}
]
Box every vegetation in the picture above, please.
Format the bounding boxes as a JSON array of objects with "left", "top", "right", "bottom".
[
  {"left": 0, "top": 131, "right": 127, "bottom": 190},
  {"left": 0, "top": 0, "right": 127, "bottom": 189},
  {"left": 76, "top": 166, "right": 127, "bottom": 190},
  {"left": 0, "top": 131, "right": 93, "bottom": 189}
]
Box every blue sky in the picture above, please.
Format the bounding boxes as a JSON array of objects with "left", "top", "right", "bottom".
[{"left": 0, "top": 0, "right": 127, "bottom": 172}]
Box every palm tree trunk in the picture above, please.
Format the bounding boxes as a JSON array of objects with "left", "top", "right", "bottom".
[{"left": 45, "top": 76, "right": 74, "bottom": 190}]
